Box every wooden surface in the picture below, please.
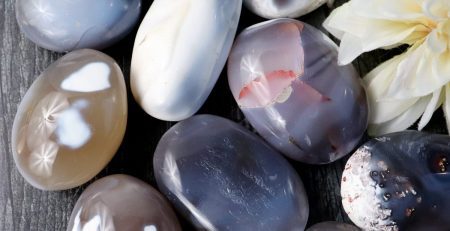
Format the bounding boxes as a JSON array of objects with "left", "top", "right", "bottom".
[{"left": 1, "top": 0, "right": 444, "bottom": 230}]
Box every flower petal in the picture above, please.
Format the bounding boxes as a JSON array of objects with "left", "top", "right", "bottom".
[
  {"left": 418, "top": 88, "right": 443, "bottom": 130},
  {"left": 385, "top": 42, "right": 450, "bottom": 99},
  {"left": 422, "top": 0, "right": 450, "bottom": 21},
  {"left": 443, "top": 84, "right": 450, "bottom": 133},
  {"left": 352, "top": 0, "right": 425, "bottom": 21},
  {"left": 368, "top": 95, "right": 431, "bottom": 136},
  {"left": 364, "top": 53, "right": 420, "bottom": 123},
  {"left": 324, "top": 2, "right": 429, "bottom": 65}
]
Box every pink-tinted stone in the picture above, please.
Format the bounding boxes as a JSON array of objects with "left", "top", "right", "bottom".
[{"left": 228, "top": 19, "right": 368, "bottom": 164}]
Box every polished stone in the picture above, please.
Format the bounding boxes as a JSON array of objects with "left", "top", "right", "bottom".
[
  {"left": 244, "top": 0, "right": 330, "bottom": 19},
  {"left": 153, "top": 114, "right": 309, "bottom": 230},
  {"left": 12, "top": 49, "right": 127, "bottom": 190},
  {"left": 228, "top": 19, "right": 368, "bottom": 164},
  {"left": 16, "top": 0, "right": 141, "bottom": 52},
  {"left": 131, "top": 0, "right": 242, "bottom": 121},
  {"left": 67, "top": 174, "right": 181, "bottom": 231},
  {"left": 342, "top": 131, "right": 450, "bottom": 231},
  {"left": 307, "top": 221, "right": 360, "bottom": 231}
]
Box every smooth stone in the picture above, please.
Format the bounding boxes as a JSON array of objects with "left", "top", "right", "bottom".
[
  {"left": 244, "top": 0, "right": 331, "bottom": 19},
  {"left": 67, "top": 174, "right": 181, "bottom": 231},
  {"left": 341, "top": 131, "right": 450, "bottom": 231},
  {"left": 131, "top": 0, "right": 242, "bottom": 121},
  {"left": 228, "top": 19, "right": 368, "bottom": 164},
  {"left": 307, "top": 221, "right": 360, "bottom": 231},
  {"left": 11, "top": 49, "right": 127, "bottom": 190},
  {"left": 153, "top": 114, "right": 309, "bottom": 230},
  {"left": 16, "top": 0, "right": 141, "bottom": 52}
]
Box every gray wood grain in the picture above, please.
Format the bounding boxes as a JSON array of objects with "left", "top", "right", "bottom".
[{"left": 0, "top": 0, "right": 421, "bottom": 230}]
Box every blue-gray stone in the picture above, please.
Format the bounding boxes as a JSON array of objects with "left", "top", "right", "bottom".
[
  {"left": 16, "top": 0, "right": 141, "bottom": 52},
  {"left": 153, "top": 114, "right": 309, "bottom": 231}
]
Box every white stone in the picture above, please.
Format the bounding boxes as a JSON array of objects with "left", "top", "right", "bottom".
[{"left": 131, "top": 0, "right": 242, "bottom": 121}]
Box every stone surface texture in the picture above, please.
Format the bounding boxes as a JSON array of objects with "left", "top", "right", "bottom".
[
  {"left": 342, "top": 131, "right": 450, "bottom": 231},
  {"left": 131, "top": 0, "right": 242, "bottom": 121},
  {"left": 228, "top": 19, "right": 368, "bottom": 164},
  {"left": 67, "top": 174, "right": 181, "bottom": 231},
  {"left": 244, "top": 0, "right": 331, "bottom": 19},
  {"left": 11, "top": 49, "right": 127, "bottom": 190},
  {"left": 16, "top": 0, "right": 141, "bottom": 52},
  {"left": 154, "top": 114, "right": 309, "bottom": 231}
]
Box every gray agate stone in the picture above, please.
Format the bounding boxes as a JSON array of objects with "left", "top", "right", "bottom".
[
  {"left": 307, "top": 221, "right": 360, "bottom": 231},
  {"left": 228, "top": 19, "right": 368, "bottom": 164},
  {"left": 67, "top": 174, "right": 181, "bottom": 231},
  {"left": 16, "top": 0, "right": 141, "bottom": 52},
  {"left": 153, "top": 114, "right": 309, "bottom": 231},
  {"left": 342, "top": 131, "right": 450, "bottom": 231}
]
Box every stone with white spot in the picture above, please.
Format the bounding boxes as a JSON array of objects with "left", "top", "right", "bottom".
[
  {"left": 16, "top": 0, "right": 141, "bottom": 52},
  {"left": 12, "top": 49, "right": 127, "bottom": 190},
  {"left": 341, "top": 131, "right": 450, "bottom": 230},
  {"left": 67, "top": 175, "right": 181, "bottom": 231},
  {"left": 153, "top": 114, "right": 309, "bottom": 230}
]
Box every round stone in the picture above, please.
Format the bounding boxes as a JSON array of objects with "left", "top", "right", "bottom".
[
  {"left": 16, "top": 0, "right": 141, "bottom": 52},
  {"left": 67, "top": 174, "right": 181, "bottom": 231},
  {"left": 12, "top": 49, "right": 127, "bottom": 190},
  {"left": 244, "top": 0, "right": 330, "bottom": 19},
  {"left": 342, "top": 131, "right": 450, "bottom": 230},
  {"left": 153, "top": 114, "right": 309, "bottom": 230},
  {"left": 228, "top": 18, "right": 368, "bottom": 164}
]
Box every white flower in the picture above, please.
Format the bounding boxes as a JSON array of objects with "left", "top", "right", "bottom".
[{"left": 323, "top": 0, "right": 450, "bottom": 135}]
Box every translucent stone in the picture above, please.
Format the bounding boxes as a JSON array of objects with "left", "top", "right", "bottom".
[
  {"left": 131, "top": 0, "right": 242, "bottom": 121},
  {"left": 228, "top": 19, "right": 368, "bottom": 164},
  {"left": 244, "top": 0, "right": 331, "bottom": 19},
  {"left": 307, "top": 221, "right": 360, "bottom": 231},
  {"left": 153, "top": 114, "right": 309, "bottom": 230},
  {"left": 342, "top": 131, "right": 450, "bottom": 231},
  {"left": 67, "top": 175, "right": 181, "bottom": 231},
  {"left": 16, "top": 0, "right": 141, "bottom": 52},
  {"left": 11, "top": 49, "right": 127, "bottom": 190}
]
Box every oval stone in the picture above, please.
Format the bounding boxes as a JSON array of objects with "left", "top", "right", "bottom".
[
  {"left": 131, "top": 0, "right": 242, "bottom": 121},
  {"left": 244, "top": 0, "right": 330, "bottom": 19},
  {"left": 342, "top": 131, "right": 450, "bottom": 231},
  {"left": 307, "top": 221, "right": 360, "bottom": 231},
  {"left": 67, "top": 174, "right": 181, "bottom": 231},
  {"left": 228, "top": 19, "right": 368, "bottom": 164},
  {"left": 16, "top": 0, "right": 141, "bottom": 52},
  {"left": 153, "top": 114, "right": 309, "bottom": 230},
  {"left": 11, "top": 49, "right": 127, "bottom": 190}
]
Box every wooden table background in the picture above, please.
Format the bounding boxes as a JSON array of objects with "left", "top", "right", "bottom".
[{"left": 1, "top": 0, "right": 447, "bottom": 230}]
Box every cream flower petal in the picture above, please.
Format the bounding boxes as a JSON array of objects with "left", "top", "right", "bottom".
[
  {"left": 422, "top": 0, "right": 450, "bottom": 21},
  {"left": 444, "top": 84, "right": 450, "bottom": 132},
  {"left": 418, "top": 88, "right": 444, "bottom": 130},
  {"left": 351, "top": 0, "right": 425, "bottom": 21},
  {"left": 364, "top": 53, "right": 420, "bottom": 124},
  {"left": 368, "top": 95, "right": 431, "bottom": 136},
  {"left": 385, "top": 42, "right": 450, "bottom": 99},
  {"left": 324, "top": 2, "right": 430, "bottom": 64},
  {"left": 327, "top": 0, "right": 450, "bottom": 134}
]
